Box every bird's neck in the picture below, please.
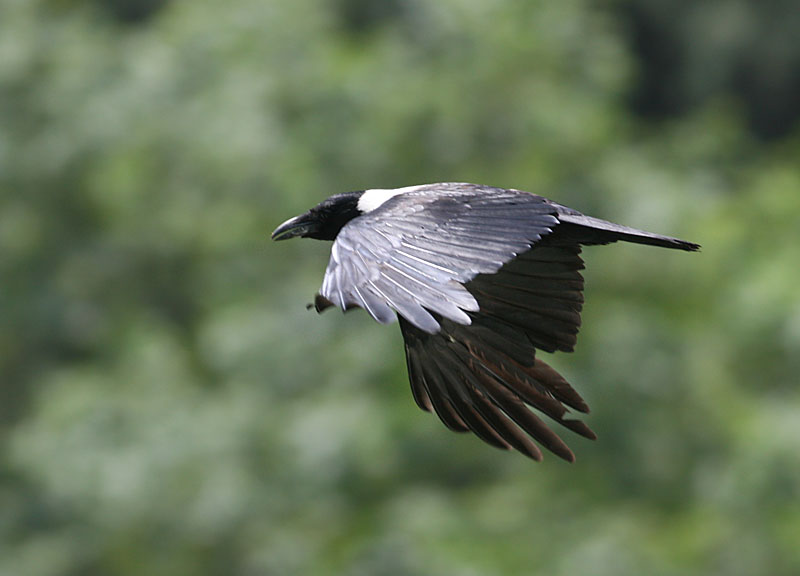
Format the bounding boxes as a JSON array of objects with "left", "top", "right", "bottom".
[{"left": 308, "top": 191, "right": 364, "bottom": 240}]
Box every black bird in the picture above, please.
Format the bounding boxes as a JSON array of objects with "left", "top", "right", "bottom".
[{"left": 272, "top": 183, "right": 699, "bottom": 462}]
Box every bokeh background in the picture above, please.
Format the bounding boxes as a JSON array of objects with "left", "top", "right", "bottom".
[{"left": 3, "top": 1, "right": 800, "bottom": 574}]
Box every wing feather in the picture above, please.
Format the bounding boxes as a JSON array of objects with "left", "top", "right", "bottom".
[
  {"left": 319, "top": 184, "right": 558, "bottom": 332},
  {"left": 400, "top": 316, "right": 594, "bottom": 462},
  {"left": 395, "top": 226, "right": 595, "bottom": 461}
]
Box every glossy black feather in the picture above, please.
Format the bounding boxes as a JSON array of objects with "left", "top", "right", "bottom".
[
  {"left": 399, "top": 316, "right": 593, "bottom": 462},
  {"left": 274, "top": 182, "right": 699, "bottom": 461}
]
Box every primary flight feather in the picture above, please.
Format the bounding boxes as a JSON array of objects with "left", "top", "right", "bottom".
[{"left": 272, "top": 183, "right": 699, "bottom": 462}]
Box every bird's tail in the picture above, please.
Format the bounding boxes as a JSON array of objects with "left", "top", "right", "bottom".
[
  {"left": 555, "top": 211, "right": 700, "bottom": 251},
  {"left": 400, "top": 316, "right": 596, "bottom": 462}
]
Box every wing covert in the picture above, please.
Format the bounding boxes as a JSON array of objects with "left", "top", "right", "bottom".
[{"left": 319, "top": 184, "right": 559, "bottom": 333}]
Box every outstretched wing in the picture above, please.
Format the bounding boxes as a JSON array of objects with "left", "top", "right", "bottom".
[
  {"left": 401, "top": 237, "right": 594, "bottom": 462},
  {"left": 319, "top": 184, "right": 559, "bottom": 333},
  {"left": 399, "top": 220, "right": 696, "bottom": 461}
]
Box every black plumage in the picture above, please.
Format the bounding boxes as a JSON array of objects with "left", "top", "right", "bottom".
[{"left": 272, "top": 183, "right": 699, "bottom": 461}]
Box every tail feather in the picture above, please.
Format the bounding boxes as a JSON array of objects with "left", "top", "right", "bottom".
[{"left": 555, "top": 212, "right": 700, "bottom": 251}]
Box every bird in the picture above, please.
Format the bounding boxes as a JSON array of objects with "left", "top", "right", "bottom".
[{"left": 272, "top": 183, "right": 699, "bottom": 462}]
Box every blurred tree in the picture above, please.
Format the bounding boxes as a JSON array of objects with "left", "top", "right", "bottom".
[
  {"left": 1, "top": 0, "right": 799, "bottom": 575},
  {"left": 622, "top": 0, "right": 800, "bottom": 139},
  {"left": 44, "top": 0, "right": 172, "bottom": 25}
]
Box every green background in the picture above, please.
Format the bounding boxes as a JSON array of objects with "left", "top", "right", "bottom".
[{"left": 3, "top": 1, "right": 800, "bottom": 574}]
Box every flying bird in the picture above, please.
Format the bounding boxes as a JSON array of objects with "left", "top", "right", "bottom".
[{"left": 272, "top": 183, "right": 699, "bottom": 462}]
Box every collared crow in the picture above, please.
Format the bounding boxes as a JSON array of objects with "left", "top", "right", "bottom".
[{"left": 272, "top": 183, "right": 699, "bottom": 462}]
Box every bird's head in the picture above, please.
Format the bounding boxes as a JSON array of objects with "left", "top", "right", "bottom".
[{"left": 271, "top": 191, "right": 364, "bottom": 241}]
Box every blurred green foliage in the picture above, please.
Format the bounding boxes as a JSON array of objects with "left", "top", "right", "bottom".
[{"left": 2, "top": 1, "right": 800, "bottom": 575}]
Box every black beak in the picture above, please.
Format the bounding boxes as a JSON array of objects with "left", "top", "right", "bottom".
[{"left": 271, "top": 212, "right": 318, "bottom": 241}]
